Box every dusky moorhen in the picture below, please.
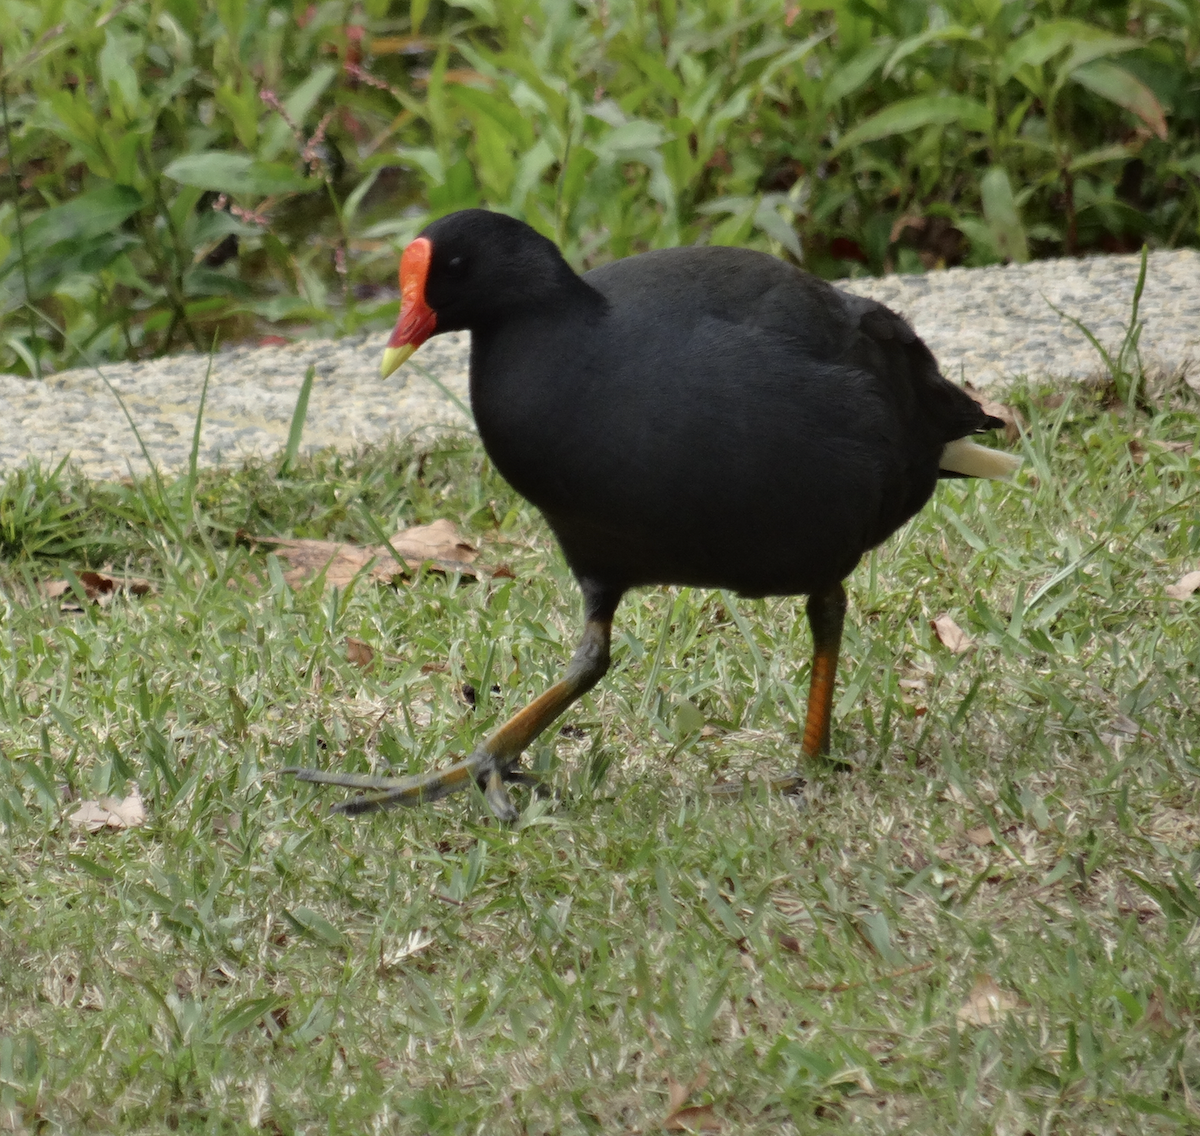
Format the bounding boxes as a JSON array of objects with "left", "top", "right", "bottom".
[{"left": 290, "top": 209, "right": 1019, "bottom": 819}]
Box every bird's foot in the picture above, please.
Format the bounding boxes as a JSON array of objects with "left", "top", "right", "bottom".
[
  {"left": 284, "top": 746, "right": 531, "bottom": 821},
  {"left": 710, "top": 770, "right": 809, "bottom": 799}
]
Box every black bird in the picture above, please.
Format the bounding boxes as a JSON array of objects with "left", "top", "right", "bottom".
[{"left": 289, "top": 209, "right": 1018, "bottom": 819}]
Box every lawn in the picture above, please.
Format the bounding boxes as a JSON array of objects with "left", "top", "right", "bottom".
[{"left": 1, "top": 378, "right": 1199, "bottom": 1133}]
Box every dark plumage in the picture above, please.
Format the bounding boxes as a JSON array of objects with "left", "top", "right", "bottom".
[{"left": 290, "top": 209, "right": 1016, "bottom": 819}]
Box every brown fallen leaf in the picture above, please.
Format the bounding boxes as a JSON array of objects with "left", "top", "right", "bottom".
[
  {"left": 69, "top": 786, "right": 146, "bottom": 832},
  {"left": 663, "top": 1068, "right": 720, "bottom": 1133},
  {"left": 43, "top": 570, "right": 152, "bottom": 607},
  {"left": 956, "top": 974, "right": 1021, "bottom": 1027},
  {"left": 264, "top": 519, "right": 478, "bottom": 590},
  {"left": 345, "top": 637, "right": 375, "bottom": 669},
  {"left": 965, "top": 382, "right": 1024, "bottom": 444},
  {"left": 665, "top": 1105, "right": 722, "bottom": 1132},
  {"left": 1139, "top": 985, "right": 1179, "bottom": 1036},
  {"left": 931, "top": 614, "right": 975, "bottom": 654},
  {"left": 1165, "top": 570, "right": 1200, "bottom": 600},
  {"left": 966, "top": 825, "right": 995, "bottom": 847},
  {"left": 1130, "top": 436, "right": 1194, "bottom": 464},
  {"left": 775, "top": 932, "right": 803, "bottom": 954}
]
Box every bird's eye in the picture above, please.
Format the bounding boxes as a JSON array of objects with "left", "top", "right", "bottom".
[{"left": 447, "top": 255, "right": 466, "bottom": 275}]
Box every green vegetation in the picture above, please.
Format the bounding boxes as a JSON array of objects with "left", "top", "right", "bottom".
[
  {"left": 1, "top": 385, "right": 1199, "bottom": 1132},
  {"left": 3, "top": 0, "right": 1199, "bottom": 375}
]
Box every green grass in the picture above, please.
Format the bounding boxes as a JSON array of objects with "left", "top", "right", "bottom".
[{"left": 1, "top": 384, "right": 1200, "bottom": 1133}]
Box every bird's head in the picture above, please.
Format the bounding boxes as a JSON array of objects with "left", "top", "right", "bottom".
[{"left": 380, "top": 209, "right": 577, "bottom": 379}]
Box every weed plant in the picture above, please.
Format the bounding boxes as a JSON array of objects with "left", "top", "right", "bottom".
[
  {"left": 2, "top": 0, "right": 1200, "bottom": 375},
  {"left": 0, "top": 383, "right": 1199, "bottom": 1131}
]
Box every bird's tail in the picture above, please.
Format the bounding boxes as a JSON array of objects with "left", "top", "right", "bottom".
[{"left": 939, "top": 438, "right": 1022, "bottom": 479}]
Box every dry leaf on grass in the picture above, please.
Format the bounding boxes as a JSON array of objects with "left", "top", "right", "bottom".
[
  {"left": 264, "top": 519, "right": 477, "bottom": 590},
  {"left": 966, "top": 825, "right": 995, "bottom": 847},
  {"left": 1129, "top": 436, "right": 1194, "bottom": 464},
  {"left": 956, "top": 974, "right": 1021, "bottom": 1027},
  {"left": 1139, "top": 986, "right": 1179, "bottom": 1036},
  {"left": 1165, "top": 570, "right": 1200, "bottom": 600},
  {"left": 931, "top": 614, "right": 975, "bottom": 654},
  {"left": 69, "top": 787, "right": 146, "bottom": 833},
  {"left": 43, "top": 570, "right": 152, "bottom": 608},
  {"left": 664, "top": 1105, "right": 722, "bottom": 1132},
  {"left": 345, "top": 637, "right": 375, "bottom": 669},
  {"left": 964, "top": 382, "right": 1024, "bottom": 444},
  {"left": 775, "top": 932, "right": 804, "bottom": 954},
  {"left": 663, "top": 1068, "right": 721, "bottom": 1133}
]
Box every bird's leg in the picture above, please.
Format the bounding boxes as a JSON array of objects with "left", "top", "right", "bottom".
[
  {"left": 712, "top": 581, "right": 847, "bottom": 799},
  {"left": 287, "top": 583, "right": 620, "bottom": 821},
  {"left": 800, "top": 581, "right": 847, "bottom": 758}
]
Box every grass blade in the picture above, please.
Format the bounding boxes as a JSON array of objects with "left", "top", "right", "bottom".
[{"left": 279, "top": 364, "right": 316, "bottom": 477}]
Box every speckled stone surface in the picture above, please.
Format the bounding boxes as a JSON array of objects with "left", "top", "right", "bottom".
[{"left": 2, "top": 248, "right": 1197, "bottom": 479}]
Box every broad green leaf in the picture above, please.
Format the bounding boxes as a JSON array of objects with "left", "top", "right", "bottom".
[
  {"left": 1071, "top": 61, "right": 1167, "bottom": 140},
  {"left": 753, "top": 199, "right": 803, "bottom": 260},
  {"left": 18, "top": 184, "right": 144, "bottom": 255},
  {"left": 628, "top": 48, "right": 685, "bottom": 101},
  {"left": 163, "top": 152, "right": 315, "bottom": 195},
  {"left": 822, "top": 40, "right": 893, "bottom": 108},
  {"left": 1002, "top": 20, "right": 1137, "bottom": 80},
  {"left": 285, "top": 64, "right": 338, "bottom": 127},
  {"left": 342, "top": 170, "right": 381, "bottom": 226},
  {"left": 183, "top": 268, "right": 254, "bottom": 298},
  {"left": 1061, "top": 35, "right": 1142, "bottom": 74},
  {"left": 285, "top": 906, "right": 348, "bottom": 950},
  {"left": 0, "top": 233, "right": 138, "bottom": 301},
  {"left": 393, "top": 147, "right": 445, "bottom": 186},
  {"left": 98, "top": 29, "right": 143, "bottom": 119},
  {"left": 884, "top": 26, "right": 977, "bottom": 78},
  {"left": 450, "top": 0, "right": 497, "bottom": 23},
  {"left": 833, "top": 95, "right": 991, "bottom": 153},
  {"left": 508, "top": 137, "right": 555, "bottom": 208},
  {"left": 695, "top": 195, "right": 755, "bottom": 217},
  {"left": 154, "top": 11, "right": 193, "bottom": 63},
  {"left": 244, "top": 295, "right": 324, "bottom": 322},
  {"left": 758, "top": 31, "right": 830, "bottom": 87},
  {"left": 980, "top": 166, "right": 1029, "bottom": 263},
  {"left": 215, "top": 80, "right": 259, "bottom": 151},
  {"left": 451, "top": 83, "right": 534, "bottom": 148},
  {"left": 599, "top": 120, "right": 671, "bottom": 153},
  {"left": 1069, "top": 143, "right": 1134, "bottom": 172},
  {"left": 215, "top": 995, "right": 288, "bottom": 1039},
  {"left": 473, "top": 115, "right": 517, "bottom": 199}
]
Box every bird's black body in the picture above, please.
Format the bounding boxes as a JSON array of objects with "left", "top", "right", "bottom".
[
  {"left": 422, "top": 210, "right": 997, "bottom": 600},
  {"left": 289, "top": 208, "right": 1010, "bottom": 820}
]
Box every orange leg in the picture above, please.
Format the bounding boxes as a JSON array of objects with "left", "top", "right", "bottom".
[
  {"left": 709, "top": 581, "right": 848, "bottom": 799},
  {"left": 800, "top": 583, "right": 846, "bottom": 758},
  {"left": 287, "top": 581, "right": 621, "bottom": 820}
]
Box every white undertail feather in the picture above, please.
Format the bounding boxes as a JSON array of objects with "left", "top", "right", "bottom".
[{"left": 939, "top": 438, "right": 1023, "bottom": 479}]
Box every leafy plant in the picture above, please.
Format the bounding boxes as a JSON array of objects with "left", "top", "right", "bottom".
[{"left": 1, "top": 0, "right": 1198, "bottom": 376}]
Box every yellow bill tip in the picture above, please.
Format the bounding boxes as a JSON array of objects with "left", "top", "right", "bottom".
[{"left": 380, "top": 343, "right": 416, "bottom": 379}]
